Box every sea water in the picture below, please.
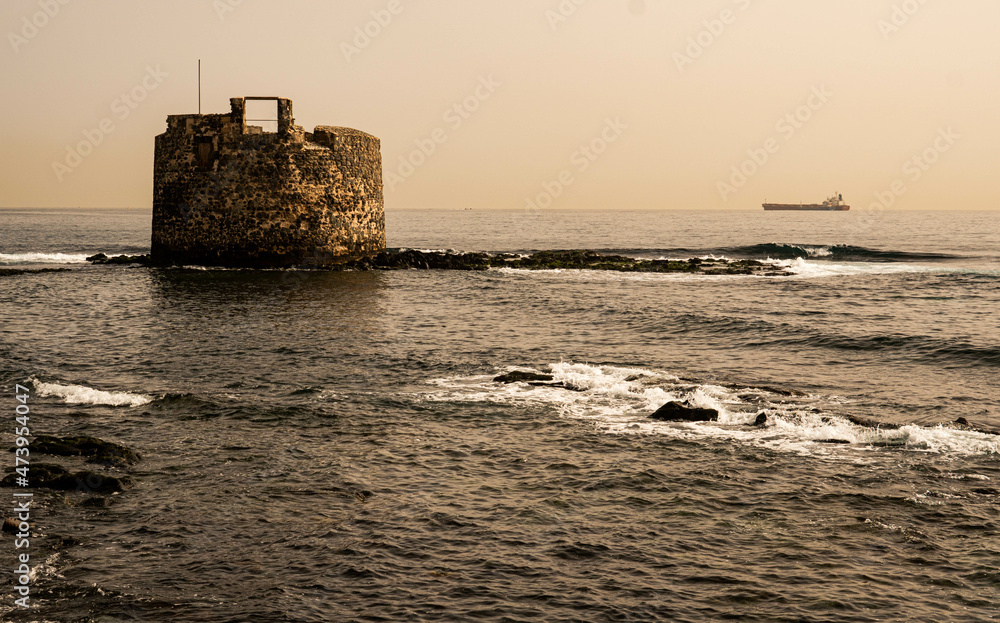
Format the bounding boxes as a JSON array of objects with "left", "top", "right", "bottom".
[{"left": 0, "top": 208, "right": 998, "bottom": 622}]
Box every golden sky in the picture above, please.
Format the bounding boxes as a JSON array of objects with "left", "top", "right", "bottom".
[{"left": 1, "top": 0, "right": 996, "bottom": 210}]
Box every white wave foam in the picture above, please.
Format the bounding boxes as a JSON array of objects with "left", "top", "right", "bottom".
[
  {"left": 422, "top": 362, "right": 999, "bottom": 458},
  {"left": 943, "top": 473, "right": 990, "bottom": 481},
  {"left": 33, "top": 379, "right": 152, "bottom": 407},
  {"left": 775, "top": 258, "right": 945, "bottom": 279},
  {"left": 805, "top": 246, "right": 832, "bottom": 257},
  {"left": 0, "top": 252, "right": 90, "bottom": 265},
  {"left": 490, "top": 266, "right": 758, "bottom": 284}
]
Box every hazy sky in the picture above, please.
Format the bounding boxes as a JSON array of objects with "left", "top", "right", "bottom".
[{"left": 2, "top": 0, "right": 997, "bottom": 210}]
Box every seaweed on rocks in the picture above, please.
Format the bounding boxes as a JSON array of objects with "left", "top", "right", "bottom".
[
  {"left": 86, "top": 253, "right": 151, "bottom": 265},
  {"left": 84, "top": 247, "right": 793, "bottom": 275},
  {"left": 344, "top": 249, "right": 791, "bottom": 276}
]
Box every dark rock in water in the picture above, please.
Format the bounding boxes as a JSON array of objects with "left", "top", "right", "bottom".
[
  {"left": 350, "top": 249, "right": 498, "bottom": 271},
  {"left": 952, "top": 417, "right": 1000, "bottom": 436},
  {"left": 87, "top": 253, "right": 151, "bottom": 266},
  {"left": 527, "top": 381, "right": 587, "bottom": 392},
  {"left": 725, "top": 383, "right": 806, "bottom": 397},
  {"left": 29, "top": 435, "right": 141, "bottom": 467},
  {"left": 845, "top": 414, "right": 901, "bottom": 430},
  {"left": 54, "top": 535, "right": 81, "bottom": 548},
  {"left": 45, "top": 472, "right": 134, "bottom": 494},
  {"left": 338, "top": 249, "right": 792, "bottom": 276},
  {"left": 2, "top": 464, "right": 132, "bottom": 493},
  {"left": 79, "top": 496, "right": 114, "bottom": 508},
  {"left": 1, "top": 462, "right": 70, "bottom": 488},
  {"left": 494, "top": 371, "right": 555, "bottom": 383},
  {"left": 972, "top": 487, "right": 999, "bottom": 496},
  {"left": 815, "top": 439, "right": 852, "bottom": 445},
  {"left": 2, "top": 518, "right": 17, "bottom": 534},
  {"left": 757, "top": 385, "right": 807, "bottom": 397},
  {"left": 650, "top": 401, "right": 719, "bottom": 422},
  {"left": 83, "top": 246, "right": 794, "bottom": 275},
  {"left": 0, "top": 267, "right": 72, "bottom": 277},
  {"left": 753, "top": 412, "right": 769, "bottom": 427}
]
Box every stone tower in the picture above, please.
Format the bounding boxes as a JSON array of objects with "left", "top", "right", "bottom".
[{"left": 151, "top": 97, "right": 384, "bottom": 267}]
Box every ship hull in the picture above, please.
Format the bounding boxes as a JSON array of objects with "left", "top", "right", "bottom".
[{"left": 763, "top": 204, "right": 850, "bottom": 211}]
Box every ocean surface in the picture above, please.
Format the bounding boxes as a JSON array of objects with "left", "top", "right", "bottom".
[{"left": 1, "top": 208, "right": 998, "bottom": 622}]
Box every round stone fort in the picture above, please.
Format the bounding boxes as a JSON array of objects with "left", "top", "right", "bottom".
[{"left": 151, "top": 97, "right": 384, "bottom": 267}]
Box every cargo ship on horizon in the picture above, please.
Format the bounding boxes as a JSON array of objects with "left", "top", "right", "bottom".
[{"left": 763, "top": 193, "right": 850, "bottom": 211}]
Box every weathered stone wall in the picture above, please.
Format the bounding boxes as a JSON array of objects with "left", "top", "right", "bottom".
[{"left": 151, "top": 97, "right": 384, "bottom": 267}]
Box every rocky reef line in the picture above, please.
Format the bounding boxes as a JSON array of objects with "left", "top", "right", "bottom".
[{"left": 87, "top": 249, "right": 791, "bottom": 276}]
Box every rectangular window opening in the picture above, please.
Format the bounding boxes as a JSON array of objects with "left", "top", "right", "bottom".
[
  {"left": 245, "top": 99, "right": 278, "bottom": 133},
  {"left": 194, "top": 136, "right": 217, "bottom": 172}
]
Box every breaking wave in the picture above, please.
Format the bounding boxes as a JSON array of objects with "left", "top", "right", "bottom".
[
  {"left": 0, "top": 252, "right": 91, "bottom": 265},
  {"left": 32, "top": 379, "right": 153, "bottom": 407},
  {"left": 423, "top": 363, "right": 999, "bottom": 457},
  {"left": 596, "top": 244, "right": 969, "bottom": 263},
  {"left": 723, "top": 244, "right": 965, "bottom": 263}
]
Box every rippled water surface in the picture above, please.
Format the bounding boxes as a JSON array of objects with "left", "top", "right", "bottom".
[{"left": 1, "top": 208, "right": 998, "bottom": 622}]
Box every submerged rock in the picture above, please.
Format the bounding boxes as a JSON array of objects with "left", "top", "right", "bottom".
[
  {"left": 39, "top": 471, "right": 133, "bottom": 494},
  {"left": 86, "top": 253, "right": 151, "bottom": 265},
  {"left": 341, "top": 249, "right": 791, "bottom": 276},
  {"left": 650, "top": 401, "right": 719, "bottom": 422},
  {"left": 29, "top": 435, "right": 141, "bottom": 467},
  {"left": 347, "top": 249, "right": 499, "bottom": 271},
  {"left": 753, "top": 412, "right": 769, "bottom": 427},
  {"left": 527, "top": 381, "right": 587, "bottom": 392},
  {"left": 0, "top": 470, "right": 133, "bottom": 493},
  {"left": 1, "top": 463, "right": 133, "bottom": 493},
  {"left": 952, "top": 417, "right": 1000, "bottom": 436},
  {"left": 494, "top": 371, "right": 555, "bottom": 383},
  {"left": 0, "top": 268, "right": 72, "bottom": 277},
  {"left": 493, "top": 370, "right": 586, "bottom": 391},
  {"left": 79, "top": 496, "right": 115, "bottom": 508},
  {"left": 84, "top": 247, "right": 794, "bottom": 276},
  {"left": 0, "top": 462, "right": 69, "bottom": 487},
  {"left": 845, "top": 414, "right": 902, "bottom": 430}
]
